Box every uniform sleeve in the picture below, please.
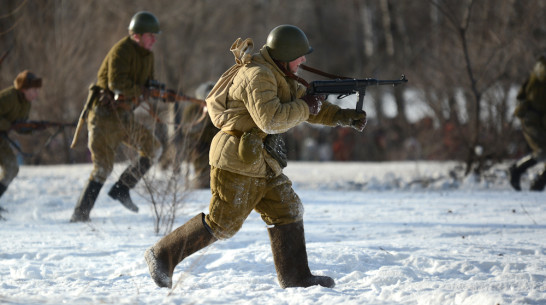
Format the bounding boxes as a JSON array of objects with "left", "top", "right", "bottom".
[
  {"left": 307, "top": 100, "right": 341, "bottom": 127},
  {"left": 243, "top": 68, "right": 309, "bottom": 134}
]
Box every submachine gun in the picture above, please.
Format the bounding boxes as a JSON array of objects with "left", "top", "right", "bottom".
[{"left": 307, "top": 75, "right": 408, "bottom": 113}]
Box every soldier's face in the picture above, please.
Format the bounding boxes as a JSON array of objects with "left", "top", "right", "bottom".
[
  {"left": 135, "top": 33, "right": 157, "bottom": 51},
  {"left": 289, "top": 55, "right": 306, "bottom": 74},
  {"left": 22, "top": 87, "right": 39, "bottom": 102}
]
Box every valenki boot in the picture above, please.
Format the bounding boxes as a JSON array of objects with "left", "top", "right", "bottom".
[
  {"left": 145, "top": 213, "right": 217, "bottom": 288},
  {"left": 268, "top": 220, "right": 335, "bottom": 288}
]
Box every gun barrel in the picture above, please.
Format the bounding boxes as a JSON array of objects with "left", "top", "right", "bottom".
[{"left": 310, "top": 75, "right": 408, "bottom": 95}]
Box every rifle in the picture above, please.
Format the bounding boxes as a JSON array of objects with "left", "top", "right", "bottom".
[
  {"left": 7, "top": 120, "right": 77, "bottom": 159},
  {"left": 70, "top": 84, "right": 101, "bottom": 148},
  {"left": 146, "top": 80, "right": 206, "bottom": 107},
  {"left": 11, "top": 120, "right": 77, "bottom": 133},
  {"left": 307, "top": 75, "right": 408, "bottom": 113}
]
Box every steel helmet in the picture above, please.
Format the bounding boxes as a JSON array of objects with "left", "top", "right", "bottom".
[
  {"left": 128, "top": 11, "right": 160, "bottom": 34},
  {"left": 266, "top": 25, "right": 313, "bottom": 62}
]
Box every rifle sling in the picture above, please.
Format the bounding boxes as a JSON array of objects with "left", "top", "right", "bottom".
[
  {"left": 300, "top": 64, "right": 352, "bottom": 80},
  {"left": 273, "top": 59, "right": 311, "bottom": 88},
  {"left": 274, "top": 61, "right": 353, "bottom": 88}
]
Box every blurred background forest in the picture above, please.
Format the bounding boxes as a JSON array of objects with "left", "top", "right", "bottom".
[{"left": 1, "top": 0, "right": 545, "bottom": 173}]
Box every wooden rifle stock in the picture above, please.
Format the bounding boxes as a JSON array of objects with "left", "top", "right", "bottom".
[{"left": 149, "top": 88, "right": 206, "bottom": 107}]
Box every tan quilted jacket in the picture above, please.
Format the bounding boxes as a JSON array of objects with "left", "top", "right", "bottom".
[{"left": 208, "top": 45, "right": 341, "bottom": 178}]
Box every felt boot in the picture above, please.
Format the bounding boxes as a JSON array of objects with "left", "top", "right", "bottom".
[
  {"left": 145, "top": 213, "right": 217, "bottom": 288},
  {"left": 268, "top": 220, "right": 335, "bottom": 289}
]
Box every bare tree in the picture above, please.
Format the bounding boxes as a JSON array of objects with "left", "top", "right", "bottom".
[{"left": 1, "top": 0, "right": 545, "bottom": 165}]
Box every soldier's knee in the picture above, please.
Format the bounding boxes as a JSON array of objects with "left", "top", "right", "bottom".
[
  {"left": 91, "top": 164, "right": 112, "bottom": 183},
  {"left": 204, "top": 214, "right": 242, "bottom": 240}
]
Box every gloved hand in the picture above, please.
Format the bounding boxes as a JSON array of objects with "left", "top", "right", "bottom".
[
  {"left": 334, "top": 109, "right": 367, "bottom": 132},
  {"left": 301, "top": 94, "right": 324, "bottom": 115}
]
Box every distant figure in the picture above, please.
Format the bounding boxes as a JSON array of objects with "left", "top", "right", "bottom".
[
  {"left": 179, "top": 82, "right": 219, "bottom": 188},
  {"left": 70, "top": 11, "right": 162, "bottom": 222},
  {"left": 509, "top": 54, "right": 546, "bottom": 191},
  {"left": 0, "top": 70, "right": 42, "bottom": 217}
]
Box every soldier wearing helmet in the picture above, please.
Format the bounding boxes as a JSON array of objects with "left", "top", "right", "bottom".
[
  {"left": 0, "top": 70, "right": 42, "bottom": 217},
  {"left": 145, "top": 25, "right": 366, "bottom": 289},
  {"left": 70, "top": 11, "right": 161, "bottom": 222}
]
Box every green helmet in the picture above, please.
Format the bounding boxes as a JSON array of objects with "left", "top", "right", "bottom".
[
  {"left": 128, "top": 11, "right": 160, "bottom": 34},
  {"left": 266, "top": 25, "right": 313, "bottom": 62}
]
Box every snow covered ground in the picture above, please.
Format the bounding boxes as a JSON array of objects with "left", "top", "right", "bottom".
[{"left": 1, "top": 161, "right": 545, "bottom": 305}]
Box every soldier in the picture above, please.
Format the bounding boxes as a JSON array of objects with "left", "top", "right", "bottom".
[
  {"left": 510, "top": 54, "right": 546, "bottom": 191},
  {"left": 145, "top": 25, "right": 366, "bottom": 289},
  {"left": 70, "top": 11, "right": 162, "bottom": 222},
  {"left": 178, "top": 82, "right": 219, "bottom": 188},
  {"left": 0, "top": 70, "right": 42, "bottom": 216}
]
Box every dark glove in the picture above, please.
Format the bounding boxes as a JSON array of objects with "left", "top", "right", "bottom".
[
  {"left": 334, "top": 109, "right": 367, "bottom": 132},
  {"left": 301, "top": 94, "right": 324, "bottom": 115},
  {"left": 264, "top": 134, "right": 288, "bottom": 168}
]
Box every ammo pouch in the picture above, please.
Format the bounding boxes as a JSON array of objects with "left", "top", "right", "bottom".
[
  {"left": 238, "top": 128, "right": 264, "bottom": 164},
  {"left": 264, "top": 133, "right": 288, "bottom": 168}
]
